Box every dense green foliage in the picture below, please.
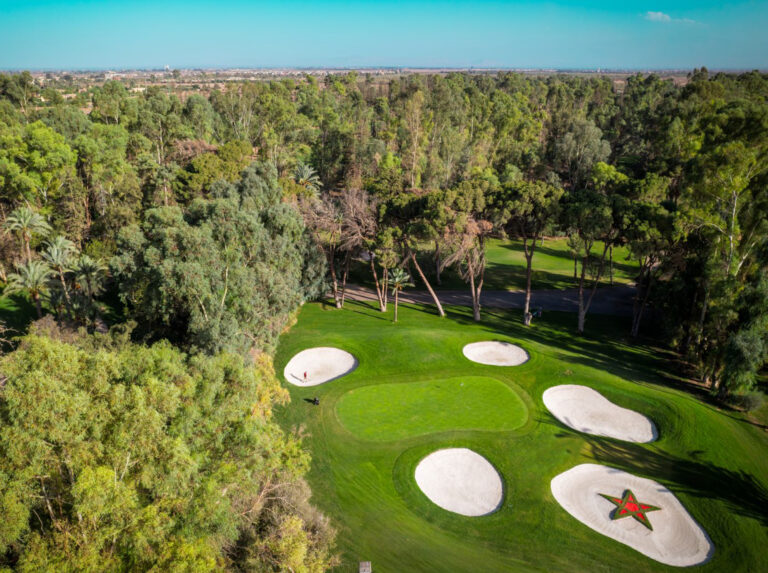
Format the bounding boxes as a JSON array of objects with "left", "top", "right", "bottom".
[
  {"left": 275, "top": 301, "right": 768, "bottom": 572},
  {"left": 0, "top": 324, "right": 336, "bottom": 571},
  {"left": 111, "top": 162, "right": 325, "bottom": 354}
]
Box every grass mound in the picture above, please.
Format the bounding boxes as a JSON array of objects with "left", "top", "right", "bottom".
[{"left": 336, "top": 377, "right": 527, "bottom": 441}]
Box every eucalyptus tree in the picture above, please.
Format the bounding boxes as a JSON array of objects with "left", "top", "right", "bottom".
[
  {"left": 401, "top": 89, "right": 428, "bottom": 189},
  {"left": 113, "top": 163, "right": 324, "bottom": 355},
  {"left": 554, "top": 118, "right": 611, "bottom": 189},
  {"left": 621, "top": 174, "right": 674, "bottom": 337},
  {"left": 442, "top": 175, "right": 496, "bottom": 321},
  {"left": 685, "top": 141, "right": 766, "bottom": 279},
  {"left": 492, "top": 176, "right": 563, "bottom": 325},
  {"left": 562, "top": 186, "right": 615, "bottom": 334},
  {"left": 380, "top": 191, "right": 446, "bottom": 318}
]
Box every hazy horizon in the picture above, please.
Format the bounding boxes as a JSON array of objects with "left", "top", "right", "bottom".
[{"left": 1, "top": 1, "right": 767, "bottom": 71}]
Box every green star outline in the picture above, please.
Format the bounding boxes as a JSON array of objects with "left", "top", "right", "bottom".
[{"left": 599, "top": 489, "right": 661, "bottom": 531}]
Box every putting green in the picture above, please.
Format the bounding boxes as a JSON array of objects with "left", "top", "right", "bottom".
[{"left": 336, "top": 376, "right": 527, "bottom": 441}]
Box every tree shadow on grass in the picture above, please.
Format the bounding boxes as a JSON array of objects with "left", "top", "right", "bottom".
[
  {"left": 582, "top": 433, "right": 768, "bottom": 527},
  {"left": 478, "top": 307, "right": 685, "bottom": 385},
  {"left": 343, "top": 299, "right": 392, "bottom": 322}
]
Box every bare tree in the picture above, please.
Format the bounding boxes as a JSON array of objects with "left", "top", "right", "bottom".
[
  {"left": 442, "top": 217, "right": 493, "bottom": 321},
  {"left": 340, "top": 189, "right": 390, "bottom": 311},
  {"left": 299, "top": 194, "right": 346, "bottom": 308}
]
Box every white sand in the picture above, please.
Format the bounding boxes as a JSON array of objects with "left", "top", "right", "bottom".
[
  {"left": 543, "top": 385, "right": 657, "bottom": 443},
  {"left": 462, "top": 341, "right": 529, "bottom": 366},
  {"left": 551, "top": 464, "right": 713, "bottom": 567},
  {"left": 414, "top": 448, "right": 503, "bottom": 516},
  {"left": 283, "top": 347, "right": 358, "bottom": 387}
]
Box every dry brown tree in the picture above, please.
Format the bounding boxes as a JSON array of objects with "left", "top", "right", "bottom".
[
  {"left": 442, "top": 216, "right": 493, "bottom": 321},
  {"left": 340, "top": 188, "right": 390, "bottom": 311}
]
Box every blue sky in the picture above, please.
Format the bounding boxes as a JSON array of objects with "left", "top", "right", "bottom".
[{"left": 1, "top": 1, "right": 766, "bottom": 70}]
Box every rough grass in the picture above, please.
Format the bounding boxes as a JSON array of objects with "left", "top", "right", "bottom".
[{"left": 274, "top": 300, "right": 768, "bottom": 573}]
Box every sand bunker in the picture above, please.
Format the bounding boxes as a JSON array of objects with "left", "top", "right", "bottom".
[
  {"left": 462, "top": 341, "right": 529, "bottom": 366},
  {"left": 551, "top": 464, "right": 713, "bottom": 566},
  {"left": 414, "top": 448, "right": 503, "bottom": 516},
  {"left": 543, "top": 385, "right": 657, "bottom": 442},
  {"left": 283, "top": 347, "right": 358, "bottom": 387}
]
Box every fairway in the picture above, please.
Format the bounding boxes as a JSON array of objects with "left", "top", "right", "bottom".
[
  {"left": 336, "top": 377, "right": 528, "bottom": 441},
  {"left": 275, "top": 301, "right": 768, "bottom": 572},
  {"left": 349, "top": 237, "right": 641, "bottom": 293}
]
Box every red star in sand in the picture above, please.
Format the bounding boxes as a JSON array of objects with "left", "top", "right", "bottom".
[{"left": 599, "top": 489, "right": 661, "bottom": 530}]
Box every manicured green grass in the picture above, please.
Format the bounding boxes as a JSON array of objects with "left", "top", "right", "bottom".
[
  {"left": 349, "top": 237, "right": 640, "bottom": 292},
  {"left": 336, "top": 376, "right": 528, "bottom": 441},
  {"left": 275, "top": 301, "right": 768, "bottom": 573}
]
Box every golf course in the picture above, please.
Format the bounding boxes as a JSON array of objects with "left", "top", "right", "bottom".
[{"left": 275, "top": 301, "right": 768, "bottom": 572}]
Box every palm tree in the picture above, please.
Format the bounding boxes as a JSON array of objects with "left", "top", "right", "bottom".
[
  {"left": 42, "top": 236, "right": 78, "bottom": 316},
  {"left": 72, "top": 254, "right": 107, "bottom": 300},
  {"left": 5, "top": 260, "right": 53, "bottom": 318},
  {"left": 3, "top": 206, "right": 52, "bottom": 262},
  {"left": 390, "top": 268, "right": 414, "bottom": 323},
  {"left": 294, "top": 162, "right": 323, "bottom": 196}
]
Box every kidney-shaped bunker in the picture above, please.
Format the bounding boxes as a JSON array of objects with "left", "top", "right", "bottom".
[
  {"left": 462, "top": 341, "right": 529, "bottom": 366},
  {"left": 543, "top": 385, "right": 657, "bottom": 443},
  {"left": 283, "top": 347, "right": 358, "bottom": 387}
]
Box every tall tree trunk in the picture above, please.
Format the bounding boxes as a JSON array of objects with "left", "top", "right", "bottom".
[
  {"left": 577, "top": 256, "right": 587, "bottom": 334},
  {"left": 394, "top": 289, "right": 399, "bottom": 322},
  {"left": 609, "top": 245, "right": 614, "bottom": 286},
  {"left": 523, "top": 236, "right": 536, "bottom": 326},
  {"left": 58, "top": 270, "right": 74, "bottom": 319},
  {"left": 682, "top": 290, "right": 700, "bottom": 354},
  {"left": 24, "top": 236, "right": 31, "bottom": 263},
  {"left": 695, "top": 283, "right": 710, "bottom": 354},
  {"left": 339, "top": 251, "right": 351, "bottom": 308},
  {"left": 468, "top": 259, "right": 480, "bottom": 321},
  {"left": 328, "top": 247, "right": 341, "bottom": 308},
  {"left": 33, "top": 293, "right": 43, "bottom": 319},
  {"left": 577, "top": 243, "right": 610, "bottom": 334},
  {"left": 382, "top": 268, "right": 389, "bottom": 311},
  {"left": 631, "top": 264, "right": 653, "bottom": 338},
  {"left": 370, "top": 255, "right": 386, "bottom": 312},
  {"left": 409, "top": 250, "right": 445, "bottom": 317},
  {"left": 434, "top": 241, "right": 442, "bottom": 285},
  {"left": 573, "top": 256, "right": 578, "bottom": 281}
]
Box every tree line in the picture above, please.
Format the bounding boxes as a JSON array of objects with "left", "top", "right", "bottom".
[
  {"left": 0, "top": 67, "right": 767, "bottom": 568},
  {"left": 1, "top": 68, "right": 766, "bottom": 393}
]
